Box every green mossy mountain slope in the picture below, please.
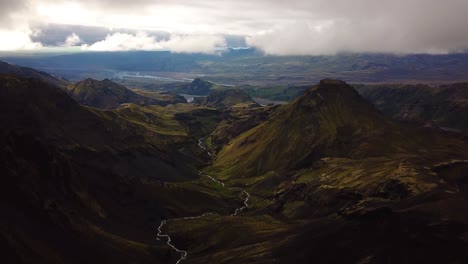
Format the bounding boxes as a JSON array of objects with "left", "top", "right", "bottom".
[
  {"left": 3, "top": 69, "right": 468, "bottom": 264},
  {"left": 209, "top": 79, "right": 439, "bottom": 178},
  {"left": 196, "top": 88, "right": 260, "bottom": 109},
  {"left": 67, "top": 78, "right": 178, "bottom": 109},
  {"left": 170, "top": 79, "right": 468, "bottom": 264}
]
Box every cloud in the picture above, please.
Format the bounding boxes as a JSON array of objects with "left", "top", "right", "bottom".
[
  {"left": 81, "top": 32, "right": 162, "bottom": 51},
  {"left": 160, "top": 34, "right": 226, "bottom": 54},
  {"left": 0, "top": 0, "right": 28, "bottom": 28},
  {"left": 0, "top": 29, "right": 42, "bottom": 51},
  {"left": 63, "top": 33, "right": 82, "bottom": 47},
  {"left": 246, "top": 19, "right": 466, "bottom": 55},
  {"left": 1, "top": 0, "right": 468, "bottom": 54},
  {"left": 246, "top": 0, "right": 468, "bottom": 55},
  {"left": 81, "top": 32, "right": 226, "bottom": 53}
]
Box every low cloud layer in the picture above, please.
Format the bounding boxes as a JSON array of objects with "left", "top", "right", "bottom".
[
  {"left": 81, "top": 32, "right": 226, "bottom": 53},
  {"left": 1, "top": 0, "right": 468, "bottom": 54}
]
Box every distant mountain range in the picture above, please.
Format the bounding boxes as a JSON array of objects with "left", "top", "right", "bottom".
[{"left": 2, "top": 51, "right": 468, "bottom": 85}]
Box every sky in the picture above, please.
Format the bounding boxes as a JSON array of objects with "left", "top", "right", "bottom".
[{"left": 1, "top": 0, "right": 468, "bottom": 55}]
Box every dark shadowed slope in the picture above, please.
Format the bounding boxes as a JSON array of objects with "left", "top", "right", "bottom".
[
  {"left": 0, "top": 60, "right": 68, "bottom": 88},
  {"left": 174, "top": 78, "right": 213, "bottom": 95},
  {"left": 0, "top": 74, "right": 225, "bottom": 264}
]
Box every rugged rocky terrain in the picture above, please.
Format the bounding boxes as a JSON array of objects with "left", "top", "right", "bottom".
[
  {"left": 181, "top": 80, "right": 468, "bottom": 263},
  {"left": 356, "top": 83, "right": 468, "bottom": 132},
  {"left": 2, "top": 65, "right": 468, "bottom": 264}
]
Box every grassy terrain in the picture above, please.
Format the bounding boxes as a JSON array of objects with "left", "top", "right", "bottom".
[
  {"left": 355, "top": 83, "right": 468, "bottom": 131},
  {"left": 161, "top": 79, "right": 468, "bottom": 263},
  {"left": 3, "top": 72, "right": 468, "bottom": 263},
  {"left": 239, "top": 84, "right": 310, "bottom": 101}
]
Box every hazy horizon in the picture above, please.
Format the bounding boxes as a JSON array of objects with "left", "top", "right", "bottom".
[{"left": 1, "top": 0, "right": 468, "bottom": 55}]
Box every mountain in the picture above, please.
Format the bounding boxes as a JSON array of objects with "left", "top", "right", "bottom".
[
  {"left": 209, "top": 79, "right": 426, "bottom": 178},
  {"left": 195, "top": 88, "right": 260, "bottom": 109},
  {"left": 240, "top": 84, "right": 310, "bottom": 102},
  {"left": 174, "top": 78, "right": 213, "bottom": 95},
  {"left": 67, "top": 78, "right": 182, "bottom": 109},
  {"left": 170, "top": 79, "right": 468, "bottom": 263},
  {"left": 3, "top": 52, "right": 468, "bottom": 85},
  {"left": 132, "top": 89, "right": 187, "bottom": 104},
  {"left": 356, "top": 83, "right": 468, "bottom": 131},
  {"left": 209, "top": 104, "right": 277, "bottom": 153},
  {"left": 0, "top": 74, "right": 238, "bottom": 264},
  {"left": 3, "top": 72, "right": 468, "bottom": 263},
  {"left": 0, "top": 60, "right": 68, "bottom": 88}
]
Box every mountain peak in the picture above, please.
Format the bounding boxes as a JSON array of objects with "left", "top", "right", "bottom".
[
  {"left": 197, "top": 88, "right": 259, "bottom": 109},
  {"left": 211, "top": 79, "right": 399, "bottom": 177},
  {"left": 309, "top": 79, "right": 356, "bottom": 95},
  {"left": 296, "top": 79, "right": 366, "bottom": 113},
  {"left": 319, "top": 78, "right": 348, "bottom": 86},
  {"left": 68, "top": 78, "right": 140, "bottom": 108}
]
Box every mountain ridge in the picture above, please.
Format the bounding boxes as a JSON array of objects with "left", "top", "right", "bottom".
[
  {"left": 209, "top": 79, "right": 416, "bottom": 178},
  {"left": 0, "top": 60, "right": 68, "bottom": 88},
  {"left": 67, "top": 78, "right": 184, "bottom": 109},
  {"left": 356, "top": 82, "right": 468, "bottom": 131},
  {"left": 0, "top": 74, "right": 240, "bottom": 263}
]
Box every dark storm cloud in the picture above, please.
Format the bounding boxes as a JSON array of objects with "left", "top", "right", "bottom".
[{"left": 30, "top": 24, "right": 110, "bottom": 46}]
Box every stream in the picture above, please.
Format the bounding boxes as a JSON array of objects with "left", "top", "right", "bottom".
[{"left": 156, "top": 138, "right": 250, "bottom": 264}]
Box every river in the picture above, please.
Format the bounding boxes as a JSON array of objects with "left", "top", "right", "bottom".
[{"left": 156, "top": 138, "right": 250, "bottom": 263}]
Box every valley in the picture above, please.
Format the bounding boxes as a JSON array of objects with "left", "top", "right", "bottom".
[
  {"left": 157, "top": 139, "right": 251, "bottom": 264},
  {"left": 2, "top": 0, "right": 468, "bottom": 263},
  {"left": 1, "top": 60, "right": 468, "bottom": 264}
]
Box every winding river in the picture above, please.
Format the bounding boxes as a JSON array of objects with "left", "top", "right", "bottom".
[{"left": 156, "top": 138, "right": 250, "bottom": 263}]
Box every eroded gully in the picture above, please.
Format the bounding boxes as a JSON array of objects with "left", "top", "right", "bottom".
[{"left": 156, "top": 138, "right": 251, "bottom": 264}]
